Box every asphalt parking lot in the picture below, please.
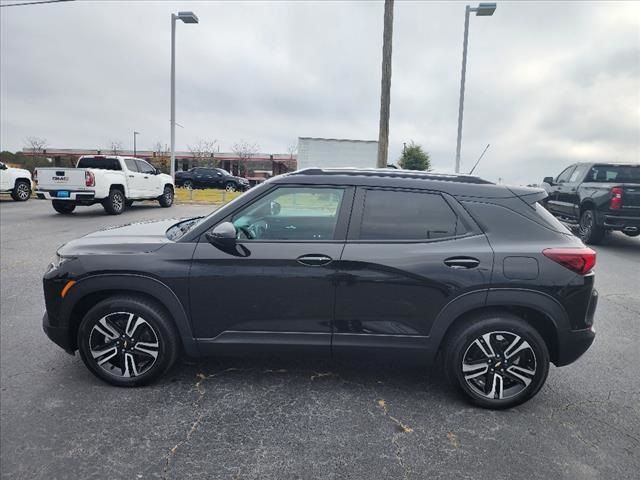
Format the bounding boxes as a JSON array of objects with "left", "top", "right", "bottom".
[{"left": 1, "top": 198, "right": 639, "bottom": 479}]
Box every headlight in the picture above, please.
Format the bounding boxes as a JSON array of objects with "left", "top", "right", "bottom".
[{"left": 48, "top": 252, "right": 73, "bottom": 272}]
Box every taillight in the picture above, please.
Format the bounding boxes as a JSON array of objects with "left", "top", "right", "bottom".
[
  {"left": 610, "top": 186, "right": 623, "bottom": 210},
  {"left": 543, "top": 247, "right": 596, "bottom": 275},
  {"left": 85, "top": 170, "right": 95, "bottom": 187}
]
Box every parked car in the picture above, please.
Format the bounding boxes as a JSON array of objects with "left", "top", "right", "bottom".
[
  {"left": 175, "top": 167, "right": 250, "bottom": 192},
  {"left": 35, "top": 156, "right": 174, "bottom": 215},
  {"left": 42, "top": 168, "right": 598, "bottom": 409},
  {"left": 541, "top": 162, "right": 640, "bottom": 244},
  {"left": 0, "top": 161, "right": 32, "bottom": 201}
]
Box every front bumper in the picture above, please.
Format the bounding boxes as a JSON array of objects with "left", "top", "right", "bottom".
[{"left": 42, "top": 312, "right": 74, "bottom": 354}]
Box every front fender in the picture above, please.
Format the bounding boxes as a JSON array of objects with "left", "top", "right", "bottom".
[{"left": 61, "top": 273, "right": 199, "bottom": 356}]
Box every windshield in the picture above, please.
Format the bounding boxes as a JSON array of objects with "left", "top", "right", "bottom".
[
  {"left": 584, "top": 165, "right": 640, "bottom": 183},
  {"left": 77, "top": 157, "right": 122, "bottom": 171}
]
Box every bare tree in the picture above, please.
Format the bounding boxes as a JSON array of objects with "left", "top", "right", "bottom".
[
  {"left": 108, "top": 140, "right": 123, "bottom": 155},
  {"left": 151, "top": 141, "right": 170, "bottom": 173},
  {"left": 188, "top": 139, "right": 218, "bottom": 168},
  {"left": 24, "top": 136, "right": 48, "bottom": 156},
  {"left": 287, "top": 143, "right": 298, "bottom": 160},
  {"left": 232, "top": 139, "right": 259, "bottom": 176}
]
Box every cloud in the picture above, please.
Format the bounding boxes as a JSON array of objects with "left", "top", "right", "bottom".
[{"left": 1, "top": 0, "right": 638, "bottom": 184}]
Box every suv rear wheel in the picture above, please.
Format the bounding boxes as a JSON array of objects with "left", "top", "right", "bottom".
[
  {"left": 578, "top": 209, "right": 604, "bottom": 245},
  {"left": 103, "top": 189, "right": 125, "bottom": 215},
  {"left": 77, "top": 296, "right": 179, "bottom": 387},
  {"left": 443, "top": 312, "right": 550, "bottom": 409}
]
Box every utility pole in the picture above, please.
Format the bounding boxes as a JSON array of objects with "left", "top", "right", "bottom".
[
  {"left": 133, "top": 131, "right": 139, "bottom": 157},
  {"left": 377, "top": 0, "right": 394, "bottom": 168}
]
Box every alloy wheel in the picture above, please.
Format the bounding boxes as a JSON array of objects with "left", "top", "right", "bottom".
[
  {"left": 579, "top": 210, "right": 593, "bottom": 239},
  {"left": 225, "top": 183, "right": 236, "bottom": 192},
  {"left": 16, "top": 183, "right": 30, "bottom": 200},
  {"left": 164, "top": 188, "right": 173, "bottom": 204},
  {"left": 89, "top": 312, "right": 160, "bottom": 378},
  {"left": 462, "top": 331, "right": 537, "bottom": 400}
]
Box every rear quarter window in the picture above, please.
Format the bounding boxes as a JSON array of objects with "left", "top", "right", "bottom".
[{"left": 357, "top": 189, "right": 464, "bottom": 241}]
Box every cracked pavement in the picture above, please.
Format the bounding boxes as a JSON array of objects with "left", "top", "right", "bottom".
[{"left": 1, "top": 200, "right": 639, "bottom": 479}]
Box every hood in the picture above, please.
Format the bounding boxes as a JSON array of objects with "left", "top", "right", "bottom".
[
  {"left": 12, "top": 167, "right": 32, "bottom": 178},
  {"left": 58, "top": 218, "right": 180, "bottom": 256}
]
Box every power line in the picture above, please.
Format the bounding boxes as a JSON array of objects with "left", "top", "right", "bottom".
[{"left": 0, "top": 0, "right": 74, "bottom": 7}]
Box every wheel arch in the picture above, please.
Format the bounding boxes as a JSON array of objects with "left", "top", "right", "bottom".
[
  {"left": 431, "top": 289, "right": 569, "bottom": 365},
  {"left": 62, "top": 274, "right": 198, "bottom": 356}
]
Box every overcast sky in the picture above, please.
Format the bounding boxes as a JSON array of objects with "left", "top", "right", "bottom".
[{"left": 1, "top": 0, "right": 638, "bottom": 184}]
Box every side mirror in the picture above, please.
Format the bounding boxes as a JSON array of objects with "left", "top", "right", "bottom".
[
  {"left": 270, "top": 201, "right": 281, "bottom": 216},
  {"left": 205, "top": 222, "right": 237, "bottom": 249},
  {"left": 155, "top": 167, "right": 161, "bottom": 175},
  {"left": 543, "top": 177, "right": 554, "bottom": 185}
]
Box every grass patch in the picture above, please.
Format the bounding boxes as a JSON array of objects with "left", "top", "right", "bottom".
[{"left": 175, "top": 188, "right": 243, "bottom": 204}]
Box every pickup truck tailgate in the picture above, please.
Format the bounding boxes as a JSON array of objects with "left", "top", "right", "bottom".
[
  {"left": 622, "top": 185, "right": 640, "bottom": 209},
  {"left": 36, "top": 168, "right": 87, "bottom": 189}
]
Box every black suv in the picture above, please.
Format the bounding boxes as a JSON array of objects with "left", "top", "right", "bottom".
[
  {"left": 175, "top": 167, "right": 250, "bottom": 191},
  {"left": 542, "top": 162, "right": 640, "bottom": 244},
  {"left": 43, "top": 168, "right": 598, "bottom": 409}
]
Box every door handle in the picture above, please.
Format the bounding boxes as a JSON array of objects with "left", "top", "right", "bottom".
[
  {"left": 444, "top": 257, "right": 480, "bottom": 269},
  {"left": 144, "top": 176, "right": 149, "bottom": 179},
  {"left": 128, "top": 175, "right": 134, "bottom": 178},
  {"left": 297, "top": 254, "right": 333, "bottom": 267}
]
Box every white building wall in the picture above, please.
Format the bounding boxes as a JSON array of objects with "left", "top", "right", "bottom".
[{"left": 297, "top": 137, "right": 378, "bottom": 170}]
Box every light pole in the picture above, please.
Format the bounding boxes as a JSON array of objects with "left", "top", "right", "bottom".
[
  {"left": 170, "top": 11, "right": 199, "bottom": 180},
  {"left": 133, "top": 131, "right": 139, "bottom": 157},
  {"left": 454, "top": 3, "right": 496, "bottom": 173}
]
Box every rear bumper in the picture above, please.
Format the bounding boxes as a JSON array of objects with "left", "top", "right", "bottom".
[
  {"left": 602, "top": 214, "right": 640, "bottom": 233},
  {"left": 555, "top": 288, "right": 598, "bottom": 366},
  {"left": 36, "top": 190, "right": 96, "bottom": 202}
]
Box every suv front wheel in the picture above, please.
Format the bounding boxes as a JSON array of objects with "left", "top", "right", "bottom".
[
  {"left": 77, "top": 296, "right": 179, "bottom": 387},
  {"left": 443, "top": 312, "right": 550, "bottom": 409}
]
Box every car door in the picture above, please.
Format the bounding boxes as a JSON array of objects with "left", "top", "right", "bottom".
[
  {"left": 123, "top": 158, "right": 145, "bottom": 198},
  {"left": 559, "top": 164, "right": 589, "bottom": 219},
  {"left": 545, "top": 165, "right": 575, "bottom": 216},
  {"left": 189, "top": 185, "right": 354, "bottom": 356},
  {"left": 135, "top": 159, "right": 161, "bottom": 197},
  {"left": 333, "top": 187, "right": 494, "bottom": 362}
]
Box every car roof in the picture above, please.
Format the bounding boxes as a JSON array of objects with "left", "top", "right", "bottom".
[{"left": 272, "top": 167, "right": 538, "bottom": 199}]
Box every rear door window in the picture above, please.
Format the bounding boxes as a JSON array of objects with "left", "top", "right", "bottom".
[{"left": 356, "top": 189, "right": 462, "bottom": 241}]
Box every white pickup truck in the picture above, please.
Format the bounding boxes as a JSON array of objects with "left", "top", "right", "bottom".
[
  {"left": 0, "top": 162, "right": 32, "bottom": 201},
  {"left": 35, "top": 156, "right": 174, "bottom": 215}
]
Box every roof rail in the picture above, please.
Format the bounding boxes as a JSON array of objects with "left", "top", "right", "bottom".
[{"left": 289, "top": 167, "right": 493, "bottom": 184}]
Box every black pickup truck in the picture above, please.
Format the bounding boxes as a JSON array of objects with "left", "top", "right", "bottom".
[
  {"left": 542, "top": 162, "right": 640, "bottom": 244},
  {"left": 175, "top": 167, "right": 250, "bottom": 192}
]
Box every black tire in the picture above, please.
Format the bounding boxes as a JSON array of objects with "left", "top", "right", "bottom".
[
  {"left": 52, "top": 200, "right": 76, "bottom": 214},
  {"left": 623, "top": 231, "right": 640, "bottom": 238},
  {"left": 225, "top": 182, "right": 237, "bottom": 192},
  {"left": 76, "top": 296, "right": 179, "bottom": 387},
  {"left": 443, "top": 311, "right": 550, "bottom": 409},
  {"left": 103, "top": 189, "right": 125, "bottom": 215},
  {"left": 11, "top": 180, "right": 31, "bottom": 201},
  {"left": 158, "top": 185, "right": 174, "bottom": 208},
  {"left": 125, "top": 200, "right": 134, "bottom": 208},
  {"left": 578, "top": 209, "right": 604, "bottom": 245},
  {"left": 183, "top": 180, "right": 194, "bottom": 190}
]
